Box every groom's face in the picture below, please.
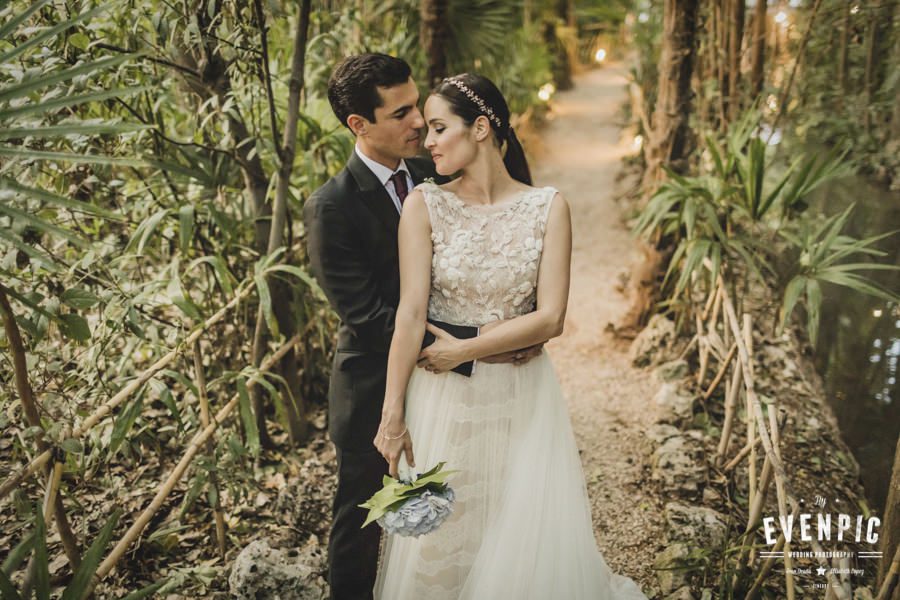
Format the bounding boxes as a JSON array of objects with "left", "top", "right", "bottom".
[{"left": 354, "top": 77, "right": 425, "bottom": 166}]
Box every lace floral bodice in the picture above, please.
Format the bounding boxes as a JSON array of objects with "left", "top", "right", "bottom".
[{"left": 417, "top": 181, "right": 557, "bottom": 326}]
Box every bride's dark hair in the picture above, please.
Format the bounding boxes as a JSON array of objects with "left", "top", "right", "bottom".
[{"left": 431, "top": 73, "right": 533, "bottom": 185}]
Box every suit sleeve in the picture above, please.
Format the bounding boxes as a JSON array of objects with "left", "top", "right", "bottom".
[{"left": 304, "top": 195, "right": 395, "bottom": 353}]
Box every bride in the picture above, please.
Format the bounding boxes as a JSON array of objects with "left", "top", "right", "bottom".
[{"left": 372, "top": 73, "right": 647, "bottom": 599}]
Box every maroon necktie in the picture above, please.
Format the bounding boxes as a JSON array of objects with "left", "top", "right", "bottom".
[{"left": 389, "top": 170, "right": 409, "bottom": 206}]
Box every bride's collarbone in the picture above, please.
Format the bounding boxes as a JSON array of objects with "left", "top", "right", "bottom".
[{"left": 437, "top": 181, "right": 537, "bottom": 208}]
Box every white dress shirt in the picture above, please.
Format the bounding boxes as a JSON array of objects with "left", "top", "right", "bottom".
[{"left": 354, "top": 144, "right": 414, "bottom": 214}]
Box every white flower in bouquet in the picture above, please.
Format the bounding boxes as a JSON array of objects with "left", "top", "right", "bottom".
[{"left": 359, "top": 462, "right": 458, "bottom": 538}]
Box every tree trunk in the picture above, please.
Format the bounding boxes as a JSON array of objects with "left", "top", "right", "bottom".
[
  {"left": 772, "top": 0, "right": 823, "bottom": 135},
  {"left": 863, "top": 3, "right": 877, "bottom": 132},
  {"left": 862, "top": 0, "right": 897, "bottom": 136},
  {"left": 249, "top": 0, "right": 313, "bottom": 447},
  {"left": 179, "top": 0, "right": 272, "bottom": 259},
  {"left": 892, "top": 31, "right": 900, "bottom": 141},
  {"left": 420, "top": 0, "right": 449, "bottom": 87},
  {"left": 716, "top": 0, "right": 729, "bottom": 124},
  {"left": 543, "top": 0, "right": 574, "bottom": 90},
  {"left": 750, "top": 0, "right": 766, "bottom": 101},
  {"left": 642, "top": 0, "right": 700, "bottom": 191},
  {"left": 837, "top": 0, "right": 851, "bottom": 104},
  {"left": 880, "top": 433, "right": 900, "bottom": 598},
  {"left": 727, "top": 0, "right": 745, "bottom": 120}
]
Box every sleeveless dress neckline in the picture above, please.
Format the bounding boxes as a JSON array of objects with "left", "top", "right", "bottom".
[{"left": 421, "top": 180, "right": 553, "bottom": 213}]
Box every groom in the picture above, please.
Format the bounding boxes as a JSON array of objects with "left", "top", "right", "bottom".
[
  {"left": 305, "top": 53, "right": 538, "bottom": 599},
  {"left": 306, "top": 53, "right": 461, "bottom": 600}
]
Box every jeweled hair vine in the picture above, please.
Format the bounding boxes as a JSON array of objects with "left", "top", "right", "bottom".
[{"left": 443, "top": 76, "right": 504, "bottom": 130}]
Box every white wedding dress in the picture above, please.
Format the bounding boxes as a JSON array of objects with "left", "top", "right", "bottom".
[{"left": 374, "top": 181, "right": 648, "bottom": 599}]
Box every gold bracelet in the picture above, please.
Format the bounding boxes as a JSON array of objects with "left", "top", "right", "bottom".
[{"left": 382, "top": 425, "right": 408, "bottom": 440}]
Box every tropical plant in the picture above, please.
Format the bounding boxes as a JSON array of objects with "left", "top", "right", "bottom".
[
  {"left": 634, "top": 107, "right": 898, "bottom": 347},
  {"left": 777, "top": 204, "right": 899, "bottom": 346}
]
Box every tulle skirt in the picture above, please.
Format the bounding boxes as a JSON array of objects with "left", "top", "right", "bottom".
[{"left": 374, "top": 351, "right": 648, "bottom": 599}]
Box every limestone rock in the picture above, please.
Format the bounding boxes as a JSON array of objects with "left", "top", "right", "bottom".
[
  {"left": 853, "top": 587, "right": 874, "bottom": 600},
  {"left": 654, "top": 382, "right": 697, "bottom": 424},
  {"left": 229, "top": 538, "right": 326, "bottom": 600},
  {"left": 664, "top": 587, "right": 695, "bottom": 600},
  {"left": 653, "top": 542, "right": 692, "bottom": 595},
  {"left": 664, "top": 502, "right": 728, "bottom": 548},
  {"left": 629, "top": 314, "right": 676, "bottom": 367},
  {"left": 655, "top": 359, "right": 689, "bottom": 382},
  {"left": 651, "top": 435, "right": 706, "bottom": 495},
  {"left": 647, "top": 423, "right": 682, "bottom": 446}
]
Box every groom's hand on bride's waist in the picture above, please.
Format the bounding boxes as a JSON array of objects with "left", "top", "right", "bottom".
[{"left": 417, "top": 323, "right": 469, "bottom": 374}]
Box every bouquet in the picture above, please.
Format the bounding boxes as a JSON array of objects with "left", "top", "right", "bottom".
[{"left": 359, "top": 461, "right": 458, "bottom": 537}]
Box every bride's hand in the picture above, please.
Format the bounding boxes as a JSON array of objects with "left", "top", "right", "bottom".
[
  {"left": 417, "top": 323, "right": 467, "bottom": 373},
  {"left": 374, "top": 420, "right": 415, "bottom": 479}
]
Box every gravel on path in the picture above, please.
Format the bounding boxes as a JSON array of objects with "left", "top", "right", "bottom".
[{"left": 531, "top": 64, "right": 666, "bottom": 592}]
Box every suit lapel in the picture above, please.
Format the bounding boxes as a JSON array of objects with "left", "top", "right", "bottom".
[
  {"left": 346, "top": 151, "right": 400, "bottom": 235},
  {"left": 406, "top": 159, "right": 432, "bottom": 187}
]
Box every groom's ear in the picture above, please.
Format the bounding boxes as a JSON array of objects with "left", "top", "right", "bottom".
[{"left": 347, "top": 114, "right": 368, "bottom": 137}]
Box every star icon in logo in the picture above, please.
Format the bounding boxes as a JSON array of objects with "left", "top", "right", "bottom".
[{"left": 816, "top": 565, "right": 827, "bottom": 576}]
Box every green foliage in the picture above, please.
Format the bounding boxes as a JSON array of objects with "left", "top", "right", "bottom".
[
  {"left": 777, "top": 204, "right": 899, "bottom": 345},
  {"left": 0, "top": 0, "right": 566, "bottom": 595},
  {"left": 1, "top": 508, "right": 165, "bottom": 598},
  {"left": 635, "top": 109, "right": 898, "bottom": 344}
]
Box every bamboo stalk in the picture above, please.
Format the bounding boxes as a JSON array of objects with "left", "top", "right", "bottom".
[
  {"left": 82, "top": 332, "right": 302, "bottom": 598},
  {"left": 723, "top": 435, "right": 755, "bottom": 472},
  {"left": 738, "top": 306, "right": 792, "bottom": 597},
  {"left": 676, "top": 333, "right": 698, "bottom": 361},
  {"left": 752, "top": 312, "right": 794, "bottom": 595},
  {"left": 192, "top": 339, "right": 226, "bottom": 559},
  {"left": 703, "top": 341, "right": 737, "bottom": 400},
  {"left": 701, "top": 281, "right": 720, "bottom": 321},
  {"left": 745, "top": 313, "right": 758, "bottom": 512},
  {"left": 0, "top": 284, "right": 43, "bottom": 440},
  {"left": 21, "top": 461, "right": 64, "bottom": 597},
  {"left": 694, "top": 260, "right": 817, "bottom": 598},
  {"left": 746, "top": 456, "right": 774, "bottom": 533},
  {"left": 809, "top": 533, "right": 851, "bottom": 600},
  {"left": 707, "top": 268, "right": 800, "bottom": 598},
  {"left": 0, "top": 283, "right": 254, "bottom": 502},
  {"left": 717, "top": 362, "right": 745, "bottom": 465},
  {"left": 0, "top": 285, "right": 81, "bottom": 568},
  {"left": 746, "top": 502, "right": 801, "bottom": 600},
  {"left": 696, "top": 308, "right": 710, "bottom": 386},
  {"left": 876, "top": 541, "right": 900, "bottom": 600}
]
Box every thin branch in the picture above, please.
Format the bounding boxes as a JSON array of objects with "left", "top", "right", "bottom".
[
  {"left": 771, "top": 0, "right": 824, "bottom": 136},
  {"left": 252, "top": 0, "right": 282, "bottom": 161},
  {"left": 92, "top": 42, "right": 201, "bottom": 79}
]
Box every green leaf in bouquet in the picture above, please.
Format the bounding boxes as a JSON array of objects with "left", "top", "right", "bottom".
[{"left": 358, "top": 462, "right": 459, "bottom": 528}]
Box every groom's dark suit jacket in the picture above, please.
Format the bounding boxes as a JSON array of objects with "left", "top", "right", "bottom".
[{"left": 304, "top": 151, "right": 442, "bottom": 451}]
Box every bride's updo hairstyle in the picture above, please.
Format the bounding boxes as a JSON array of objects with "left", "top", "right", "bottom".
[{"left": 432, "top": 73, "right": 533, "bottom": 185}]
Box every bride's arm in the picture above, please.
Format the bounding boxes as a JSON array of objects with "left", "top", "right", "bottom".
[
  {"left": 374, "top": 190, "right": 432, "bottom": 477},
  {"left": 419, "top": 193, "right": 571, "bottom": 369}
]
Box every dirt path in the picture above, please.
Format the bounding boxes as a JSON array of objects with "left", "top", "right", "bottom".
[{"left": 531, "top": 65, "right": 666, "bottom": 592}]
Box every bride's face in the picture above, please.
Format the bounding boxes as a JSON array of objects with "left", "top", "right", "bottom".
[{"left": 423, "top": 95, "right": 480, "bottom": 176}]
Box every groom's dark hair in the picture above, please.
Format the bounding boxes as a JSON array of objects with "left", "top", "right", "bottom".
[{"left": 328, "top": 53, "right": 413, "bottom": 130}]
